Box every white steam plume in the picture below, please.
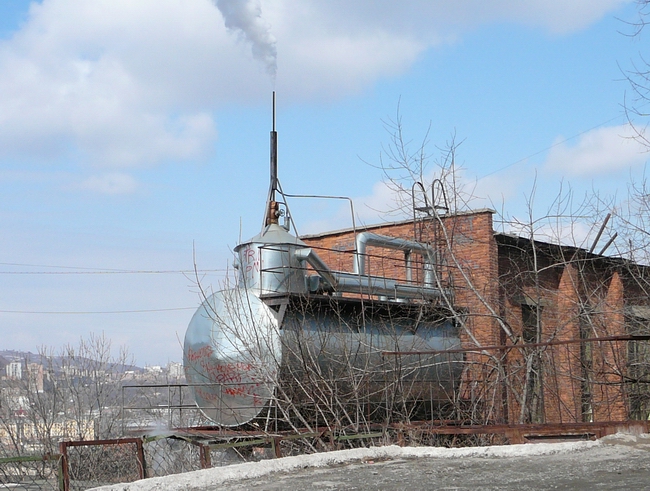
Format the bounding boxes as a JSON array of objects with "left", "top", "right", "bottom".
[{"left": 214, "top": 0, "right": 277, "bottom": 80}]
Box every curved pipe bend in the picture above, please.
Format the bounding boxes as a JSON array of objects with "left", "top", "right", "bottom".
[{"left": 353, "top": 232, "right": 435, "bottom": 277}]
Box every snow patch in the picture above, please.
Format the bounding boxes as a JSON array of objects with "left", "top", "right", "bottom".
[{"left": 90, "top": 441, "right": 601, "bottom": 491}]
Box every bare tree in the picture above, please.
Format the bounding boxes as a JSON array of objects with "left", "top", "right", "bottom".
[
  {"left": 623, "top": 0, "right": 650, "bottom": 148},
  {"left": 57, "top": 333, "right": 134, "bottom": 439},
  {"left": 363, "top": 107, "right": 471, "bottom": 218},
  {"left": 0, "top": 334, "right": 134, "bottom": 456},
  {"left": 365, "top": 113, "right": 650, "bottom": 427}
]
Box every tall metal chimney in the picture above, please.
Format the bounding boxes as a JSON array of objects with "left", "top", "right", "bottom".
[{"left": 266, "top": 92, "right": 279, "bottom": 226}]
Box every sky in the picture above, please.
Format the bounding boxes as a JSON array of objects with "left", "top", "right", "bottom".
[{"left": 0, "top": 0, "right": 648, "bottom": 366}]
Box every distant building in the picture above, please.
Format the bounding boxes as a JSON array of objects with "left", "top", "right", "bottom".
[
  {"left": 26, "top": 363, "right": 44, "bottom": 393},
  {"left": 5, "top": 361, "right": 22, "bottom": 380},
  {"left": 61, "top": 365, "right": 89, "bottom": 378},
  {"left": 167, "top": 362, "right": 183, "bottom": 378},
  {"left": 0, "top": 416, "right": 94, "bottom": 448}
]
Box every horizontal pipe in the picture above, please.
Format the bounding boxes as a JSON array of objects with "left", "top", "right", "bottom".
[
  {"left": 333, "top": 272, "right": 447, "bottom": 300},
  {"left": 354, "top": 232, "right": 436, "bottom": 276},
  {"left": 295, "top": 247, "right": 448, "bottom": 299}
]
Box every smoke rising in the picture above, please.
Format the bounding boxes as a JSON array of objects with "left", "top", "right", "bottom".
[{"left": 214, "top": 0, "right": 277, "bottom": 80}]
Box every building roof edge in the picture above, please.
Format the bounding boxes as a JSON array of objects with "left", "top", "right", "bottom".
[{"left": 299, "top": 208, "right": 495, "bottom": 239}]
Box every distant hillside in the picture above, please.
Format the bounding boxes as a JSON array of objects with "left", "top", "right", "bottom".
[{"left": 0, "top": 349, "right": 142, "bottom": 374}]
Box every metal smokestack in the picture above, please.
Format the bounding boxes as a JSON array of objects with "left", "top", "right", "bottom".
[
  {"left": 266, "top": 92, "right": 279, "bottom": 226},
  {"left": 270, "top": 91, "right": 277, "bottom": 201}
]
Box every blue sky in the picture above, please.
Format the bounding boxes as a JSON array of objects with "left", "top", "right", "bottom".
[{"left": 0, "top": 0, "right": 647, "bottom": 365}]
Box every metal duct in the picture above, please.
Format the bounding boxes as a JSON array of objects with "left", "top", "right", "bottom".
[
  {"left": 353, "top": 232, "right": 437, "bottom": 286},
  {"left": 294, "top": 247, "right": 338, "bottom": 289},
  {"left": 333, "top": 271, "right": 446, "bottom": 300},
  {"left": 293, "top": 248, "right": 449, "bottom": 300}
]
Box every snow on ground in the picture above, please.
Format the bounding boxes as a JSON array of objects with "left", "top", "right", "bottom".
[{"left": 91, "top": 439, "right": 610, "bottom": 491}]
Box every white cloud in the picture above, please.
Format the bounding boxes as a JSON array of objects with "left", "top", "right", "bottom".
[
  {"left": 543, "top": 124, "right": 648, "bottom": 177},
  {"left": 0, "top": 0, "right": 225, "bottom": 169},
  {"left": 0, "top": 0, "right": 630, "bottom": 169},
  {"left": 77, "top": 172, "right": 138, "bottom": 195},
  {"left": 504, "top": 212, "right": 598, "bottom": 248},
  {"left": 278, "top": 32, "right": 423, "bottom": 100},
  {"left": 476, "top": 0, "right": 630, "bottom": 34}
]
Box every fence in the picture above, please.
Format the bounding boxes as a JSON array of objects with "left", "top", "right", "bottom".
[
  {"left": 3, "top": 333, "right": 650, "bottom": 490},
  {"left": 120, "top": 383, "right": 202, "bottom": 434},
  {"left": 2, "top": 420, "right": 650, "bottom": 491},
  {"left": 124, "top": 336, "right": 650, "bottom": 431},
  {"left": 0, "top": 434, "right": 326, "bottom": 490},
  {"left": 0, "top": 453, "right": 61, "bottom": 490},
  {"left": 59, "top": 439, "right": 145, "bottom": 491}
]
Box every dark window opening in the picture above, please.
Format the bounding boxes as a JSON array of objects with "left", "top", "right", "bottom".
[
  {"left": 627, "top": 316, "right": 650, "bottom": 420},
  {"left": 579, "top": 309, "right": 593, "bottom": 422},
  {"left": 521, "top": 304, "right": 544, "bottom": 423}
]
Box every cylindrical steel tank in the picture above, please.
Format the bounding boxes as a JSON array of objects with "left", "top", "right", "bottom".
[
  {"left": 183, "top": 287, "right": 462, "bottom": 427},
  {"left": 233, "top": 223, "right": 308, "bottom": 295},
  {"left": 184, "top": 219, "right": 463, "bottom": 427},
  {"left": 184, "top": 288, "right": 281, "bottom": 427}
]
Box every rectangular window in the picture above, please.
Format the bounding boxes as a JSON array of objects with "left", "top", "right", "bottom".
[
  {"left": 579, "top": 309, "right": 593, "bottom": 422},
  {"left": 522, "top": 304, "right": 540, "bottom": 344},
  {"left": 627, "top": 315, "right": 650, "bottom": 420},
  {"left": 521, "top": 304, "right": 543, "bottom": 423}
]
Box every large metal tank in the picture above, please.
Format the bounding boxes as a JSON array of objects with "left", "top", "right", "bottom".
[
  {"left": 184, "top": 222, "right": 305, "bottom": 426},
  {"left": 183, "top": 93, "right": 462, "bottom": 426},
  {"left": 183, "top": 287, "right": 462, "bottom": 427},
  {"left": 184, "top": 287, "right": 281, "bottom": 426},
  {"left": 278, "top": 296, "right": 462, "bottom": 416}
]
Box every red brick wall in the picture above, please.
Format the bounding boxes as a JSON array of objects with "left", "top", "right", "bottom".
[
  {"left": 545, "top": 264, "right": 582, "bottom": 423},
  {"left": 301, "top": 211, "right": 633, "bottom": 424},
  {"left": 303, "top": 211, "right": 504, "bottom": 422},
  {"left": 302, "top": 212, "right": 500, "bottom": 351},
  {"left": 592, "top": 271, "right": 627, "bottom": 421}
]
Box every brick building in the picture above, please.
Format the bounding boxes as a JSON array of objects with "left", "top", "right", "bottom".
[{"left": 300, "top": 209, "right": 650, "bottom": 425}]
